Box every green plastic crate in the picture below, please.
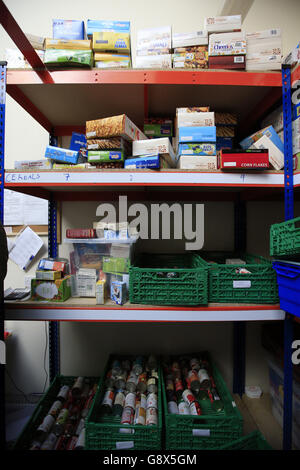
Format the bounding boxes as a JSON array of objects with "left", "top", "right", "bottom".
[
  {"left": 13, "top": 375, "right": 99, "bottom": 450},
  {"left": 218, "top": 431, "right": 272, "bottom": 450},
  {"left": 86, "top": 355, "right": 163, "bottom": 450},
  {"left": 129, "top": 253, "right": 208, "bottom": 306},
  {"left": 270, "top": 217, "right": 300, "bottom": 257},
  {"left": 203, "top": 252, "right": 279, "bottom": 304},
  {"left": 163, "top": 353, "right": 243, "bottom": 450}
]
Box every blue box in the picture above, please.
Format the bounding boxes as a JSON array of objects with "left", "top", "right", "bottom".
[
  {"left": 111, "top": 280, "right": 127, "bottom": 305},
  {"left": 124, "top": 154, "right": 161, "bottom": 169},
  {"left": 178, "top": 143, "right": 216, "bottom": 156},
  {"left": 216, "top": 137, "right": 233, "bottom": 151},
  {"left": 293, "top": 103, "right": 300, "bottom": 121},
  {"left": 52, "top": 19, "right": 85, "bottom": 40},
  {"left": 45, "top": 145, "right": 79, "bottom": 164},
  {"left": 87, "top": 19, "right": 130, "bottom": 38},
  {"left": 272, "top": 261, "right": 300, "bottom": 318},
  {"left": 178, "top": 126, "right": 216, "bottom": 143},
  {"left": 69, "top": 132, "right": 86, "bottom": 151},
  {"left": 240, "top": 125, "right": 284, "bottom": 153}
]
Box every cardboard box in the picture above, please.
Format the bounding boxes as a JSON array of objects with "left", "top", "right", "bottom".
[
  {"left": 209, "top": 32, "right": 246, "bottom": 56},
  {"left": 124, "top": 154, "right": 170, "bottom": 169},
  {"left": 144, "top": 119, "right": 173, "bottom": 138},
  {"left": 172, "top": 31, "right": 208, "bottom": 48},
  {"left": 45, "top": 145, "right": 80, "bottom": 164},
  {"left": 38, "top": 259, "right": 66, "bottom": 272},
  {"left": 111, "top": 280, "right": 127, "bottom": 305},
  {"left": 70, "top": 132, "right": 86, "bottom": 151},
  {"left": 172, "top": 51, "right": 208, "bottom": 69},
  {"left": 36, "top": 270, "right": 62, "bottom": 281},
  {"left": 86, "top": 115, "right": 146, "bottom": 141},
  {"left": 44, "top": 49, "right": 93, "bottom": 67},
  {"left": 52, "top": 163, "right": 93, "bottom": 170},
  {"left": 92, "top": 32, "right": 130, "bottom": 53},
  {"left": 173, "top": 46, "right": 208, "bottom": 53},
  {"left": 240, "top": 125, "right": 284, "bottom": 152},
  {"left": 87, "top": 150, "right": 124, "bottom": 163},
  {"left": 76, "top": 268, "right": 97, "bottom": 297},
  {"left": 246, "top": 29, "right": 281, "bottom": 41},
  {"left": 177, "top": 107, "right": 210, "bottom": 113},
  {"left": 177, "top": 112, "right": 215, "bottom": 127},
  {"left": 52, "top": 20, "right": 85, "bottom": 40},
  {"left": 293, "top": 153, "right": 300, "bottom": 171},
  {"left": 96, "top": 280, "right": 106, "bottom": 304},
  {"left": 103, "top": 256, "right": 130, "bottom": 274},
  {"left": 31, "top": 276, "right": 71, "bottom": 302},
  {"left": 135, "top": 54, "right": 172, "bottom": 69},
  {"left": 25, "top": 33, "right": 45, "bottom": 50},
  {"left": 208, "top": 55, "right": 245, "bottom": 69},
  {"left": 216, "top": 137, "right": 233, "bottom": 151},
  {"left": 293, "top": 134, "right": 300, "bottom": 155},
  {"left": 14, "top": 159, "right": 52, "bottom": 170},
  {"left": 204, "top": 15, "right": 242, "bottom": 33},
  {"left": 132, "top": 137, "right": 176, "bottom": 166},
  {"left": 220, "top": 149, "right": 269, "bottom": 170},
  {"left": 215, "top": 113, "right": 237, "bottom": 126},
  {"left": 216, "top": 126, "right": 235, "bottom": 137},
  {"left": 178, "top": 143, "right": 216, "bottom": 156},
  {"left": 94, "top": 53, "right": 131, "bottom": 68},
  {"left": 137, "top": 26, "right": 172, "bottom": 53},
  {"left": 178, "top": 155, "right": 218, "bottom": 170},
  {"left": 179, "top": 126, "right": 216, "bottom": 143},
  {"left": 283, "top": 42, "right": 300, "bottom": 66},
  {"left": 45, "top": 39, "right": 91, "bottom": 50},
  {"left": 87, "top": 20, "right": 130, "bottom": 39},
  {"left": 110, "top": 243, "right": 132, "bottom": 259},
  {"left": 87, "top": 137, "right": 131, "bottom": 155},
  {"left": 245, "top": 53, "right": 281, "bottom": 71},
  {"left": 250, "top": 135, "right": 284, "bottom": 170},
  {"left": 246, "top": 38, "right": 282, "bottom": 56}
]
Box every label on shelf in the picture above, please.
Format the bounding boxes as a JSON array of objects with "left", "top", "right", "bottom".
[
  {"left": 233, "top": 280, "right": 251, "bottom": 288},
  {"left": 116, "top": 441, "right": 135, "bottom": 449},
  {"left": 192, "top": 429, "right": 210, "bottom": 436}
]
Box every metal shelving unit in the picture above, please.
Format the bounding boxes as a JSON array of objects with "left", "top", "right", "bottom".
[{"left": 0, "top": 0, "right": 297, "bottom": 451}]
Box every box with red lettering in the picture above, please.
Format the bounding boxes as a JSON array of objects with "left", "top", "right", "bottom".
[{"left": 220, "top": 149, "right": 269, "bottom": 170}]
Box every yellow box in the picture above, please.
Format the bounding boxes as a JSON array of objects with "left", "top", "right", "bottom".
[
  {"left": 92, "top": 32, "right": 130, "bottom": 53},
  {"left": 94, "top": 53, "right": 131, "bottom": 68},
  {"left": 45, "top": 39, "right": 92, "bottom": 50}
]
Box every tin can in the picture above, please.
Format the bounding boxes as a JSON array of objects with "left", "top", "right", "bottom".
[
  {"left": 126, "top": 371, "right": 139, "bottom": 392},
  {"left": 134, "top": 402, "right": 146, "bottom": 425},
  {"left": 182, "top": 389, "right": 195, "bottom": 406},
  {"left": 189, "top": 400, "right": 202, "bottom": 416},
  {"left": 167, "top": 400, "right": 179, "bottom": 414},
  {"left": 198, "top": 368, "right": 211, "bottom": 389},
  {"left": 171, "top": 361, "right": 180, "bottom": 374},
  {"left": 136, "top": 372, "right": 146, "bottom": 393},
  {"left": 74, "top": 428, "right": 85, "bottom": 450},
  {"left": 121, "top": 406, "right": 134, "bottom": 425},
  {"left": 105, "top": 370, "right": 115, "bottom": 389},
  {"left": 29, "top": 441, "right": 41, "bottom": 450},
  {"left": 178, "top": 399, "right": 190, "bottom": 415},
  {"left": 188, "top": 370, "right": 201, "bottom": 393},
  {"left": 66, "top": 435, "right": 78, "bottom": 450},
  {"left": 124, "top": 391, "right": 136, "bottom": 410},
  {"left": 111, "top": 359, "right": 122, "bottom": 376},
  {"left": 190, "top": 358, "right": 200, "bottom": 371},
  {"left": 53, "top": 408, "right": 69, "bottom": 435},
  {"left": 48, "top": 400, "right": 63, "bottom": 417},
  {"left": 132, "top": 356, "right": 144, "bottom": 376},
  {"left": 146, "top": 407, "right": 157, "bottom": 426},
  {"left": 174, "top": 377, "right": 184, "bottom": 399},
  {"left": 146, "top": 392, "right": 158, "bottom": 409},
  {"left": 54, "top": 434, "right": 69, "bottom": 450},
  {"left": 36, "top": 414, "right": 55, "bottom": 439},
  {"left": 72, "top": 376, "right": 84, "bottom": 396},
  {"left": 115, "top": 371, "right": 127, "bottom": 390},
  {"left": 81, "top": 394, "right": 94, "bottom": 418},
  {"left": 75, "top": 418, "right": 85, "bottom": 437},
  {"left": 40, "top": 432, "right": 57, "bottom": 450},
  {"left": 121, "top": 359, "right": 131, "bottom": 372},
  {"left": 56, "top": 385, "right": 70, "bottom": 403},
  {"left": 166, "top": 378, "right": 174, "bottom": 392},
  {"left": 147, "top": 376, "right": 157, "bottom": 393},
  {"left": 100, "top": 388, "right": 114, "bottom": 415}
]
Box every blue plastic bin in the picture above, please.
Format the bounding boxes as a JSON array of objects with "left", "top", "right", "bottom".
[{"left": 273, "top": 261, "right": 300, "bottom": 317}]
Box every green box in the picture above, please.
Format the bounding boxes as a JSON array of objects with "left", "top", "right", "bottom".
[
  {"left": 144, "top": 122, "right": 173, "bottom": 138},
  {"left": 86, "top": 355, "right": 162, "bottom": 450},
  {"left": 129, "top": 253, "right": 208, "bottom": 305},
  {"left": 203, "top": 252, "right": 279, "bottom": 304},
  {"left": 13, "top": 375, "right": 99, "bottom": 450},
  {"left": 163, "top": 352, "right": 243, "bottom": 450},
  {"left": 31, "top": 276, "right": 71, "bottom": 302},
  {"left": 103, "top": 256, "right": 130, "bottom": 274},
  {"left": 87, "top": 150, "right": 124, "bottom": 163},
  {"left": 44, "top": 49, "right": 93, "bottom": 67},
  {"left": 270, "top": 216, "right": 300, "bottom": 257}
]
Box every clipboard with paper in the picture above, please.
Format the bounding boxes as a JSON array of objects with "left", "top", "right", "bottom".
[{"left": 8, "top": 226, "right": 44, "bottom": 271}]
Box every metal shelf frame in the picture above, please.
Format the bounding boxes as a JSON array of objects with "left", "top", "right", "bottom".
[{"left": 0, "top": 0, "right": 298, "bottom": 451}]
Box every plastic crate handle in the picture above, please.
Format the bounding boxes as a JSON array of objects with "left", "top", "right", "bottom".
[{"left": 273, "top": 266, "right": 300, "bottom": 278}]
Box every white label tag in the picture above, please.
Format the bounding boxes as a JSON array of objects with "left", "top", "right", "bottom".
[
  {"left": 192, "top": 429, "right": 210, "bottom": 436},
  {"left": 233, "top": 280, "right": 251, "bottom": 288},
  {"left": 181, "top": 136, "right": 192, "bottom": 141},
  {"left": 232, "top": 401, "right": 237, "bottom": 407},
  {"left": 224, "top": 162, "right": 236, "bottom": 166},
  {"left": 116, "top": 441, "right": 135, "bottom": 449},
  {"left": 86, "top": 131, "right": 96, "bottom": 138}
]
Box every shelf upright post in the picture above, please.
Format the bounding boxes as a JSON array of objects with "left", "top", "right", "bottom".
[
  {"left": 282, "top": 64, "right": 294, "bottom": 451},
  {"left": 232, "top": 195, "right": 246, "bottom": 396},
  {"left": 0, "top": 61, "right": 7, "bottom": 450},
  {"left": 48, "top": 133, "right": 60, "bottom": 382}
]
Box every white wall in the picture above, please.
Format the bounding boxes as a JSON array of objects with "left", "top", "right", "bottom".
[{"left": 1, "top": 0, "right": 299, "bottom": 400}]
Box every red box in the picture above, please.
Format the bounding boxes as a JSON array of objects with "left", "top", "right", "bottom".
[
  {"left": 209, "top": 55, "right": 246, "bottom": 69},
  {"left": 220, "top": 149, "right": 269, "bottom": 170},
  {"left": 66, "top": 228, "right": 96, "bottom": 239}
]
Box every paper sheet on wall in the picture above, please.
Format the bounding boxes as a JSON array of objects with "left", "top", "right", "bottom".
[
  {"left": 4, "top": 189, "right": 48, "bottom": 226},
  {"left": 9, "top": 226, "right": 44, "bottom": 271}
]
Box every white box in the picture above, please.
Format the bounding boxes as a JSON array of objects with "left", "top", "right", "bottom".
[
  {"left": 178, "top": 155, "right": 218, "bottom": 170},
  {"left": 177, "top": 112, "right": 215, "bottom": 127},
  {"left": 137, "top": 26, "right": 171, "bottom": 52},
  {"left": 135, "top": 54, "right": 172, "bottom": 69},
  {"left": 132, "top": 137, "right": 176, "bottom": 166},
  {"left": 204, "top": 15, "right": 241, "bottom": 33},
  {"left": 76, "top": 268, "right": 97, "bottom": 297},
  {"left": 172, "top": 31, "right": 208, "bottom": 48},
  {"left": 283, "top": 42, "right": 300, "bottom": 66},
  {"left": 209, "top": 32, "right": 246, "bottom": 56},
  {"left": 251, "top": 135, "right": 284, "bottom": 170},
  {"left": 246, "top": 54, "right": 282, "bottom": 71},
  {"left": 247, "top": 38, "right": 282, "bottom": 56},
  {"left": 176, "top": 107, "right": 210, "bottom": 114},
  {"left": 14, "top": 159, "right": 53, "bottom": 170},
  {"left": 246, "top": 29, "right": 281, "bottom": 41},
  {"left": 25, "top": 33, "right": 45, "bottom": 50}
]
